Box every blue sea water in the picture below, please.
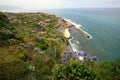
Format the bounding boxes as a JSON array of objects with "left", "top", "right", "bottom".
[{"left": 44, "top": 8, "right": 120, "bottom": 61}]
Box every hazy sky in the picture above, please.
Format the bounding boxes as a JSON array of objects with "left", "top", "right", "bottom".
[{"left": 0, "top": 0, "right": 120, "bottom": 11}]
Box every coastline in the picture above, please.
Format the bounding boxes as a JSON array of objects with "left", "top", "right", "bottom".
[
  {"left": 63, "top": 19, "right": 92, "bottom": 60},
  {"left": 63, "top": 28, "right": 85, "bottom": 60},
  {"left": 64, "top": 18, "right": 92, "bottom": 39}
]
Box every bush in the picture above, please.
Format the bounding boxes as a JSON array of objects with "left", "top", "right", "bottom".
[
  {"left": 0, "top": 12, "right": 9, "bottom": 30},
  {"left": 32, "top": 55, "right": 55, "bottom": 80},
  {"left": 52, "top": 61, "right": 96, "bottom": 80},
  {"left": 37, "top": 41, "right": 48, "bottom": 50},
  {"left": 18, "top": 53, "right": 28, "bottom": 61},
  {"left": 0, "top": 60, "right": 30, "bottom": 80},
  {"left": 96, "top": 59, "right": 120, "bottom": 80}
]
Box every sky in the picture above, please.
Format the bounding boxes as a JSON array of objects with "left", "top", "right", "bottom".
[{"left": 0, "top": 0, "right": 120, "bottom": 11}]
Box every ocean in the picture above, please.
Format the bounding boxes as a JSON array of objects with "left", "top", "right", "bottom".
[{"left": 44, "top": 8, "right": 120, "bottom": 61}]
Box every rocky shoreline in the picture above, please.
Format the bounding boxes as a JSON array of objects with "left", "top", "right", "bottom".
[
  {"left": 64, "top": 19, "right": 92, "bottom": 39},
  {"left": 63, "top": 20, "right": 93, "bottom": 60}
]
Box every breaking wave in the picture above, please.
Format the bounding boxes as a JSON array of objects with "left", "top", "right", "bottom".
[{"left": 64, "top": 18, "right": 92, "bottom": 39}]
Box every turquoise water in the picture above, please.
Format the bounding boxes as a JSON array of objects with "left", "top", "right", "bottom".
[{"left": 44, "top": 8, "right": 120, "bottom": 61}]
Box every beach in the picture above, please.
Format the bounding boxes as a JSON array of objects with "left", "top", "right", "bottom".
[
  {"left": 63, "top": 19, "right": 92, "bottom": 60},
  {"left": 64, "top": 19, "right": 92, "bottom": 39}
]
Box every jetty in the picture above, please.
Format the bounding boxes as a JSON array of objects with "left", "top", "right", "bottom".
[
  {"left": 70, "top": 27, "right": 92, "bottom": 39},
  {"left": 64, "top": 19, "right": 92, "bottom": 39}
]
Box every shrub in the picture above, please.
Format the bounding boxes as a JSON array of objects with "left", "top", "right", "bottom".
[
  {"left": 96, "top": 59, "right": 120, "bottom": 80},
  {"left": 0, "top": 12, "right": 9, "bottom": 30},
  {"left": 52, "top": 61, "right": 96, "bottom": 80},
  {"left": 18, "top": 53, "right": 28, "bottom": 61},
  {"left": 0, "top": 60, "right": 30, "bottom": 80},
  {"left": 32, "top": 55, "right": 55, "bottom": 80}
]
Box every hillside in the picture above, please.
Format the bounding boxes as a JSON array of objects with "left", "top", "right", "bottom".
[
  {"left": 0, "top": 12, "right": 69, "bottom": 80},
  {"left": 0, "top": 12, "right": 120, "bottom": 80}
]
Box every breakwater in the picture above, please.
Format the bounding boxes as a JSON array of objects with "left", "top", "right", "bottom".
[
  {"left": 64, "top": 18, "right": 92, "bottom": 39},
  {"left": 70, "top": 27, "right": 92, "bottom": 39}
]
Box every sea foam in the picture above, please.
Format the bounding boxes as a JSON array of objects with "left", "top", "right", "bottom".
[
  {"left": 69, "top": 37, "right": 79, "bottom": 52},
  {"left": 64, "top": 18, "right": 92, "bottom": 39},
  {"left": 64, "top": 18, "right": 82, "bottom": 28}
]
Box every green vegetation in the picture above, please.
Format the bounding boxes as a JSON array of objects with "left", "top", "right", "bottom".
[
  {"left": 0, "top": 12, "right": 120, "bottom": 80},
  {"left": 52, "top": 61, "right": 96, "bottom": 80},
  {"left": 52, "top": 59, "right": 120, "bottom": 80},
  {"left": 0, "top": 12, "right": 68, "bottom": 80}
]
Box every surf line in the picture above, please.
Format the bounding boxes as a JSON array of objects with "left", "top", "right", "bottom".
[{"left": 64, "top": 18, "right": 92, "bottom": 39}]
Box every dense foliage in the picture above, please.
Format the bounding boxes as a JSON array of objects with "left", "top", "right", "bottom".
[
  {"left": 0, "top": 12, "right": 120, "bottom": 80},
  {"left": 52, "top": 61, "right": 96, "bottom": 80},
  {"left": 52, "top": 59, "right": 120, "bottom": 80},
  {"left": 0, "top": 12, "right": 68, "bottom": 80}
]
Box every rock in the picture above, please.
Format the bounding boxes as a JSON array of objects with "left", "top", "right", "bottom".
[{"left": 24, "top": 21, "right": 27, "bottom": 24}]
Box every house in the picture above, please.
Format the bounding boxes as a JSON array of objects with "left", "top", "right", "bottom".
[{"left": 66, "top": 21, "right": 73, "bottom": 27}]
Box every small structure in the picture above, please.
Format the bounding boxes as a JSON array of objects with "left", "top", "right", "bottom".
[
  {"left": 55, "top": 20, "right": 62, "bottom": 27},
  {"left": 44, "top": 19, "right": 50, "bottom": 23},
  {"left": 56, "top": 22, "right": 61, "bottom": 27},
  {"left": 66, "top": 21, "right": 73, "bottom": 27},
  {"left": 31, "top": 30, "right": 35, "bottom": 33},
  {"left": 38, "top": 21, "right": 45, "bottom": 26},
  {"left": 37, "top": 31, "right": 46, "bottom": 35}
]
